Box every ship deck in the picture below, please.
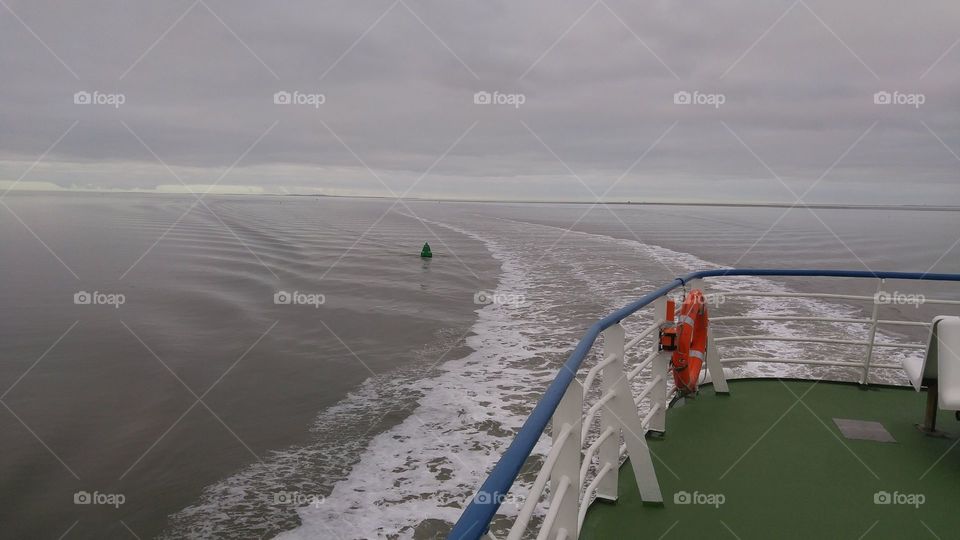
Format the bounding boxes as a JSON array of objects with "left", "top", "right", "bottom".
[{"left": 580, "top": 379, "right": 960, "bottom": 539}]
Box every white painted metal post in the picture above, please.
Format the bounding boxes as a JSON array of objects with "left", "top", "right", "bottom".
[
  {"left": 596, "top": 324, "right": 624, "bottom": 501},
  {"left": 705, "top": 327, "right": 729, "bottom": 393},
  {"left": 649, "top": 296, "right": 669, "bottom": 433},
  {"left": 607, "top": 347, "right": 664, "bottom": 503},
  {"left": 861, "top": 278, "right": 884, "bottom": 385},
  {"left": 549, "top": 379, "right": 582, "bottom": 538}
]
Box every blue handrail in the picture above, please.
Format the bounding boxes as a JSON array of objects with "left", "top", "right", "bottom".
[{"left": 449, "top": 269, "right": 960, "bottom": 539}]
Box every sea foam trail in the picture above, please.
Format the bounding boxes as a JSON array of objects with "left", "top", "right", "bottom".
[
  {"left": 167, "top": 212, "right": 917, "bottom": 539},
  {"left": 277, "top": 215, "right": 558, "bottom": 539}
]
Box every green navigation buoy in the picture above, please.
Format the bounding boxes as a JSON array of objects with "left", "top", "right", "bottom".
[{"left": 420, "top": 242, "right": 433, "bottom": 258}]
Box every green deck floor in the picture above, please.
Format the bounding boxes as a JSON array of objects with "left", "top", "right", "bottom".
[{"left": 580, "top": 379, "right": 960, "bottom": 539}]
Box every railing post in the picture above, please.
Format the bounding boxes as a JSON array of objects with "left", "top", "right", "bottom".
[
  {"left": 705, "top": 327, "right": 729, "bottom": 394},
  {"left": 549, "top": 377, "right": 582, "bottom": 538},
  {"left": 861, "top": 278, "right": 884, "bottom": 385},
  {"left": 596, "top": 324, "right": 624, "bottom": 501},
  {"left": 649, "top": 297, "right": 669, "bottom": 433},
  {"left": 600, "top": 317, "right": 663, "bottom": 505}
]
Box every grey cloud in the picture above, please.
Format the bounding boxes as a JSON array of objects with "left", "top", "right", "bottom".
[{"left": 1, "top": 0, "right": 959, "bottom": 203}]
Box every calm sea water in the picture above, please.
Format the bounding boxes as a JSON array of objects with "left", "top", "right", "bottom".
[{"left": 1, "top": 193, "right": 958, "bottom": 539}]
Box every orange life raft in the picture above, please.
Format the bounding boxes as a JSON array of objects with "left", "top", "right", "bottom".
[{"left": 667, "top": 289, "right": 709, "bottom": 394}]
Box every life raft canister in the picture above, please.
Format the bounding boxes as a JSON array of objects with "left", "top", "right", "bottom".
[{"left": 670, "top": 289, "right": 709, "bottom": 394}]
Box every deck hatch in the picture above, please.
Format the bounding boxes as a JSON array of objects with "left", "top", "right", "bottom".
[{"left": 832, "top": 418, "right": 896, "bottom": 442}]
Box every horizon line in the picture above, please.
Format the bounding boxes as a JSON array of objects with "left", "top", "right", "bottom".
[{"left": 5, "top": 188, "right": 960, "bottom": 211}]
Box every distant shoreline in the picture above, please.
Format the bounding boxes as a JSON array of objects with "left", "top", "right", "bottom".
[
  {"left": 284, "top": 193, "right": 960, "bottom": 211},
  {"left": 7, "top": 189, "right": 960, "bottom": 211}
]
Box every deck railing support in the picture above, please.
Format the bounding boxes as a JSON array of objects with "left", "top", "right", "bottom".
[
  {"left": 706, "top": 327, "right": 729, "bottom": 394},
  {"left": 549, "top": 377, "right": 582, "bottom": 538},
  {"left": 861, "top": 278, "right": 884, "bottom": 385},
  {"left": 596, "top": 324, "right": 624, "bottom": 501},
  {"left": 599, "top": 321, "right": 664, "bottom": 505},
  {"left": 649, "top": 297, "right": 669, "bottom": 433}
]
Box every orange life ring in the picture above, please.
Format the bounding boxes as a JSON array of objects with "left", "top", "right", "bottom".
[{"left": 670, "top": 289, "right": 709, "bottom": 394}]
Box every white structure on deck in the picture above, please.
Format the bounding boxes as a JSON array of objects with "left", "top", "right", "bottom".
[{"left": 903, "top": 315, "right": 960, "bottom": 432}]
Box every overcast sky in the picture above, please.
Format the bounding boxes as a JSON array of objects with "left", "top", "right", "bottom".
[{"left": 1, "top": 0, "right": 958, "bottom": 203}]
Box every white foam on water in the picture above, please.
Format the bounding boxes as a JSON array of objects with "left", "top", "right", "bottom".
[{"left": 277, "top": 215, "right": 564, "bottom": 539}]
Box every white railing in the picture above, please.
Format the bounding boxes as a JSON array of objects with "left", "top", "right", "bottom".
[
  {"left": 456, "top": 272, "right": 960, "bottom": 540},
  {"left": 711, "top": 279, "right": 960, "bottom": 384}
]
